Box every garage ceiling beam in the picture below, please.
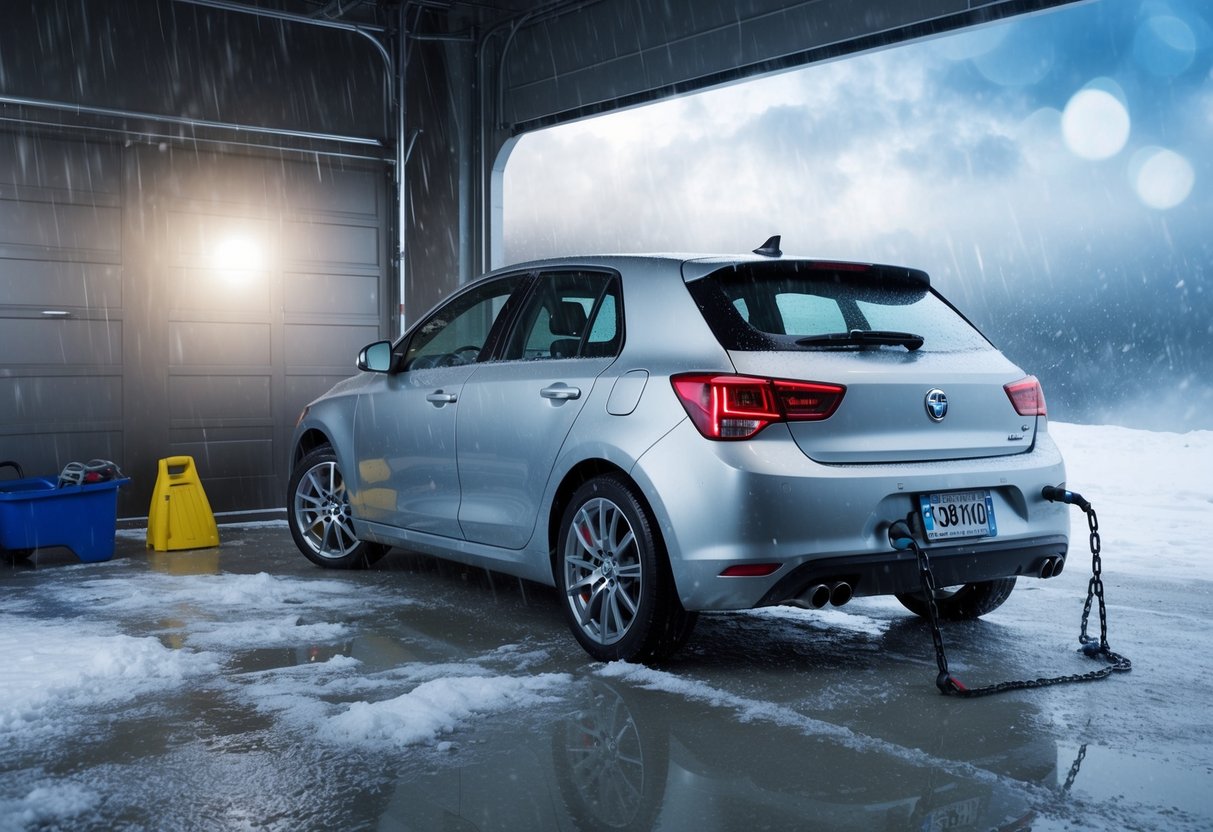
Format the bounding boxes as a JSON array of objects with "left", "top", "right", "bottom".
[{"left": 0, "top": 93, "right": 387, "bottom": 149}]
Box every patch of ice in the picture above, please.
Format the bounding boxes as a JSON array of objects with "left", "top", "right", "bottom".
[
  {"left": 320, "top": 673, "right": 571, "bottom": 748},
  {"left": 51, "top": 571, "right": 384, "bottom": 615}
]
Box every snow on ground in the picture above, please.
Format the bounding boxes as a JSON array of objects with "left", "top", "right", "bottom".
[
  {"left": 0, "top": 617, "right": 218, "bottom": 737},
  {"left": 1049, "top": 422, "right": 1213, "bottom": 581},
  {"left": 320, "top": 672, "right": 572, "bottom": 747}
]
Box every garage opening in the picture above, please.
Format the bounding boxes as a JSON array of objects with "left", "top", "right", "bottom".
[{"left": 504, "top": 0, "right": 1212, "bottom": 433}]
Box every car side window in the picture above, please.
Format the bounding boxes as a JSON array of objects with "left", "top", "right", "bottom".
[
  {"left": 502, "top": 271, "right": 622, "bottom": 361},
  {"left": 401, "top": 275, "right": 524, "bottom": 371}
]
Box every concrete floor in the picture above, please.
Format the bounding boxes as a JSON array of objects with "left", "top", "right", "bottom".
[{"left": 2, "top": 523, "right": 1210, "bottom": 831}]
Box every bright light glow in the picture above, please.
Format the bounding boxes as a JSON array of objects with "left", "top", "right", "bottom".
[
  {"left": 211, "top": 236, "right": 264, "bottom": 284},
  {"left": 1061, "top": 85, "right": 1130, "bottom": 160},
  {"left": 1130, "top": 146, "right": 1195, "bottom": 210}
]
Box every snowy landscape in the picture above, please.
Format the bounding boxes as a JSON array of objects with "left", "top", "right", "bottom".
[{"left": 1, "top": 420, "right": 1211, "bottom": 831}]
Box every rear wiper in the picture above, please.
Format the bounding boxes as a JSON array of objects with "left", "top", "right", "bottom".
[{"left": 795, "top": 329, "right": 924, "bottom": 351}]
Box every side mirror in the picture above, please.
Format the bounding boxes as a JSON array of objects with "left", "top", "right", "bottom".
[{"left": 357, "top": 340, "right": 394, "bottom": 373}]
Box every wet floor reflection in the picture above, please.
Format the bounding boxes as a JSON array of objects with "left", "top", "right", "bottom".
[
  {"left": 368, "top": 674, "right": 1055, "bottom": 832},
  {"left": 3, "top": 529, "right": 1209, "bottom": 831}
]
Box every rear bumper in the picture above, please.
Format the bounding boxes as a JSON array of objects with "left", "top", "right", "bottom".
[
  {"left": 755, "top": 534, "right": 1069, "bottom": 604},
  {"left": 631, "top": 419, "right": 1069, "bottom": 611}
]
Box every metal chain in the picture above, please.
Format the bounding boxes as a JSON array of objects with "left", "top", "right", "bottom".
[
  {"left": 1062, "top": 743, "right": 1088, "bottom": 792},
  {"left": 912, "top": 494, "right": 1131, "bottom": 697}
]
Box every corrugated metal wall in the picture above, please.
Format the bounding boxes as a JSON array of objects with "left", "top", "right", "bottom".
[{"left": 0, "top": 134, "right": 388, "bottom": 516}]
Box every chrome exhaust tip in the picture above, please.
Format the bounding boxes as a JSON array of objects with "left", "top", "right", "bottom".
[
  {"left": 1040, "top": 557, "right": 1057, "bottom": 579},
  {"left": 829, "top": 581, "right": 853, "bottom": 607},
  {"left": 799, "top": 583, "right": 831, "bottom": 609}
]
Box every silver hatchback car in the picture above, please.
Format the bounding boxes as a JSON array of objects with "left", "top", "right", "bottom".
[{"left": 288, "top": 241, "right": 1069, "bottom": 662}]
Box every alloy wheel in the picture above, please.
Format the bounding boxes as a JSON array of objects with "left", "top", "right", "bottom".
[
  {"left": 293, "top": 460, "right": 360, "bottom": 560},
  {"left": 563, "top": 497, "right": 644, "bottom": 646}
]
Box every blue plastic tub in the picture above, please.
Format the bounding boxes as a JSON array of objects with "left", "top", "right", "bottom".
[{"left": 0, "top": 476, "right": 130, "bottom": 562}]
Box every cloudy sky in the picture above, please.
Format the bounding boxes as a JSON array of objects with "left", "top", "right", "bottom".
[{"left": 504, "top": 0, "right": 1212, "bottom": 431}]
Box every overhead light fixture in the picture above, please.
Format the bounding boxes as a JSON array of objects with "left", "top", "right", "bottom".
[{"left": 211, "top": 235, "right": 264, "bottom": 284}]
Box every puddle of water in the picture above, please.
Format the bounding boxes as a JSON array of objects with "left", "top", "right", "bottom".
[{"left": 1057, "top": 742, "right": 1212, "bottom": 819}]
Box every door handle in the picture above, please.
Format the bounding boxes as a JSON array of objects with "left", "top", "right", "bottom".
[
  {"left": 426, "top": 390, "right": 457, "bottom": 404},
  {"left": 540, "top": 384, "right": 581, "bottom": 401}
]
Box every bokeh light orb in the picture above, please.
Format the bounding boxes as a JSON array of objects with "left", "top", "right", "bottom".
[
  {"left": 1130, "top": 147, "right": 1195, "bottom": 209},
  {"left": 1061, "top": 86, "right": 1130, "bottom": 160}
]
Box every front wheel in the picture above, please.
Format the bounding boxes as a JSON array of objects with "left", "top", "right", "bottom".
[
  {"left": 896, "top": 577, "right": 1016, "bottom": 621},
  {"left": 557, "top": 475, "right": 696, "bottom": 663},
  {"left": 288, "top": 446, "right": 386, "bottom": 569}
]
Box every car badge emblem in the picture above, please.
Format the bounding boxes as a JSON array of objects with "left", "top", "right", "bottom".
[{"left": 925, "top": 389, "right": 948, "bottom": 422}]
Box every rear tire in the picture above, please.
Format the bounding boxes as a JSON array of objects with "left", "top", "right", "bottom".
[
  {"left": 896, "top": 577, "right": 1016, "bottom": 621},
  {"left": 288, "top": 446, "right": 387, "bottom": 569},
  {"left": 557, "top": 475, "right": 696, "bottom": 663}
]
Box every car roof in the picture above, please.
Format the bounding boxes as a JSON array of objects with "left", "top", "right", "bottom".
[{"left": 485, "top": 253, "right": 897, "bottom": 282}]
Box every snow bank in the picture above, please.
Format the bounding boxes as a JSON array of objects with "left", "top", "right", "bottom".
[{"left": 1051, "top": 422, "right": 1213, "bottom": 580}]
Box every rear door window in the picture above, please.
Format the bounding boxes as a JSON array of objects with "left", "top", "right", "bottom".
[{"left": 502, "top": 271, "right": 622, "bottom": 360}]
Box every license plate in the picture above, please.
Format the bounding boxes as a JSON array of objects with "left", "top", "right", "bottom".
[
  {"left": 923, "top": 795, "right": 982, "bottom": 831},
  {"left": 918, "top": 490, "right": 997, "bottom": 541}
]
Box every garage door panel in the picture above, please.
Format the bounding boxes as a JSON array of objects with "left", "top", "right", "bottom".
[
  {"left": 168, "top": 212, "right": 274, "bottom": 259},
  {"left": 0, "top": 375, "right": 122, "bottom": 426},
  {"left": 0, "top": 199, "right": 121, "bottom": 256},
  {"left": 169, "top": 321, "right": 272, "bottom": 366},
  {"left": 284, "top": 168, "right": 379, "bottom": 218},
  {"left": 1, "top": 318, "right": 121, "bottom": 366},
  {"left": 170, "top": 432, "right": 275, "bottom": 479},
  {"left": 285, "top": 323, "right": 377, "bottom": 369},
  {"left": 0, "top": 260, "right": 122, "bottom": 308},
  {"left": 284, "top": 272, "right": 378, "bottom": 317},
  {"left": 169, "top": 266, "right": 271, "bottom": 314},
  {"left": 283, "top": 221, "right": 378, "bottom": 270},
  {"left": 168, "top": 375, "right": 272, "bottom": 425}
]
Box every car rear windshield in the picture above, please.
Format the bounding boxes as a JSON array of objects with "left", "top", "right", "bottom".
[{"left": 685, "top": 262, "right": 993, "bottom": 353}]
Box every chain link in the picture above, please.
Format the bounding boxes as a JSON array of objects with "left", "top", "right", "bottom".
[
  {"left": 1062, "top": 743, "right": 1088, "bottom": 792},
  {"left": 912, "top": 496, "right": 1131, "bottom": 697}
]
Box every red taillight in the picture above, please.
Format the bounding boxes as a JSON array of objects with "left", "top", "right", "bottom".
[
  {"left": 671, "top": 374, "right": 845, "bottom": 440},
  {"left": 1005, "top": 376, "right": 1047, "bottom": 416}
]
